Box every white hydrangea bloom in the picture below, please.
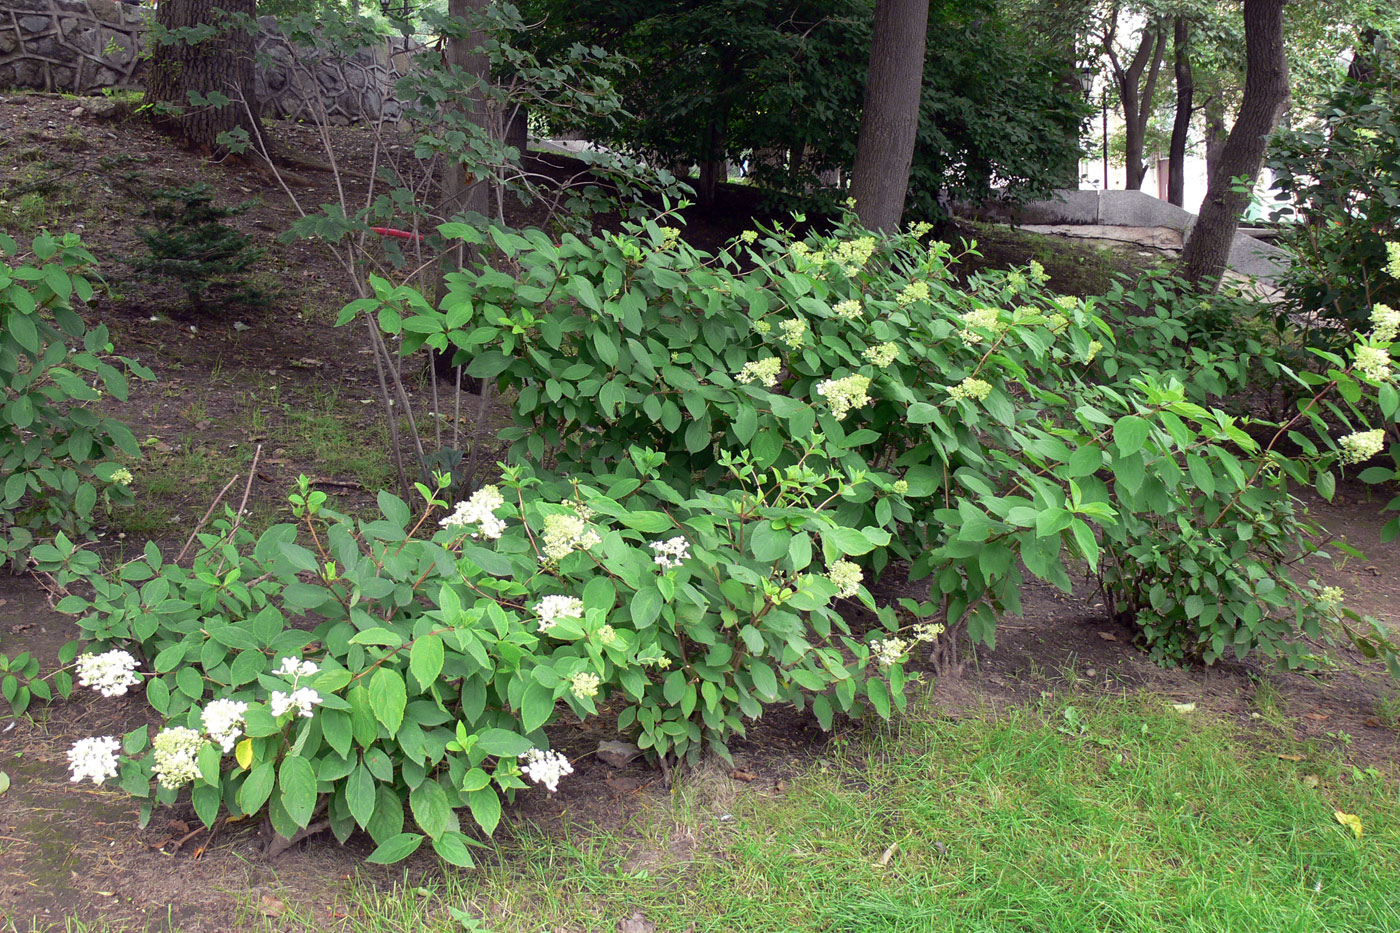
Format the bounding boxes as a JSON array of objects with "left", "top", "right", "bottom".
[
  {"left": 1318, "top": 585, "right": 1344, "bottom": 609},
  {"left": 110, "top": 467, "right": 134, "bottom": 487},
  {"left": 816, "top": 374, "right": 872, "bottom": 421},
  {"left": 947, "top": 377, "right": 992, "bottom": 402},
  {"left": 737, "top": 357, "right": 783, "bottom": 387},
  {"left": 1338, "top": 429, "right": 1385, "bottom": 464},
  {"left": 651, "top": 535, "right": 691, "bottom": 570},
  {"left": 270, "top": 687, "right": 321, "bottom": 719},
  {"left": 1084, "top": 340, "right": 1103, "bottom": 363},
  {"left": 519, "top": 747, "right": 574, "bottom": 792},
  {"left": 152, "top": 726, "right": 204, "bottom": 789},
  {"left": 569, "top": 671, "right": 601, "bottom": 700},
  {"left": 275, "top": 657, "right": 319, "bottom": 680},
  {"left": 75, "top": 649, "right": 141, "bottom": 698},
  {"left": 779, "top": 317, "right": 807, "bottom": 348},
  {"left": 832, "top": 299, "right": 864, "bottom": 320},
  {"left": 67, "top": 736, "right": 120, "bottom": 785},
  {"left": 534, "top": 594, "right": 585, "bottom": 632},
  {"left": 958, "top": 307, "right": 1003, "bottom": 344},
  {"left": 863, "top": 343, "right": 899, "bottom": 368},
  {"left": 912, "top": 622, "right": 946, "bottom": 643},
  {"left": 597, "top": 624, "right": 619, "bottom": 645},
  {"left": 1355, "top": 345, "right": 1392, "bottom": 381},
  {"left": 1371, "top": 304, "right": 1400, "bottom": 344},
  {"left": 202, "top": 698, "right": 249, "bottom": 753},
  {"left": 541, "top": 511, "right": 601, "bottom": 562},
  {"left": 870, "top": 636, "right": 909, "bottom": 669},
  {"left": 897, "top": 281, "right": 930, "bottom": 306},
  {"left": 1387, "top": 242, "right": 1400, "bottom": 281},
  {"left": 827, "top": 560, "right": 863, "bottom": 598},
  {"left": 439, "top": 484, "right": 507, "bottom": 539}
]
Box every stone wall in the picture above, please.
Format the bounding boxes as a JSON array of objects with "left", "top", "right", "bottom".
[{"left": 0, "top": 0, "right": 417, "bottom": 124}]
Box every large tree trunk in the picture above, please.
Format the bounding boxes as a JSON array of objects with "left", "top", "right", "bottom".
[
  {"left": 1178, "top": 0, "right": 1289, "bottom": 290},
  {"left": 146, "top": 0, "right": 261, "bottom": 153},
  {"left": 439, "top": 0, "right": 493, "bottom": 225},
  {"left": 695, "top": 112, "right": 728, "bottom": 210},
  {"left": 849, "top": 0, "right": 931, "bottom": 232},
  {"left": 1203, "top": 95, "right": 1227, "bottom": 183},
  {"left": 1111, "top": 23, "right": 1166, "bottom": 192},
  {"left": 1167, "top": 15, "right": 1193, "bottom": 207}
]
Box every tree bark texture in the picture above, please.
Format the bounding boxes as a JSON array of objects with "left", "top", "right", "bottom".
[
  {"left": 1203, "top": 95, "right": 1227, "bottom": 184},
  {"left": 1108, "top": 19, "right": 1166, "bottom": 191},
  {"left": 849, "top": 0, "right": 931, "bottom": 232},
  {"left": 1178, "top": 0, "right": 1290, "bottom": 290},
  {"left": 439, "top": 0, "right": 494, "bottom": 225},
  {"left": 1167, "top": 15, "right": 1192, "bottom": 207},
  {"left": 146, "top": 0, "right": 261, "bottom": 153}
]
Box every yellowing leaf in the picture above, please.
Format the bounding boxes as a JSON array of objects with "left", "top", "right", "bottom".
[
  {"left": 235, "top": 738, "right": 254, "bottom": 770},
  {"left": 1334, "top": 810, "right": 1363, "bottom": 839},
  {"left": 1170, "top": 702, "right": 1196, "bottom": 714}
]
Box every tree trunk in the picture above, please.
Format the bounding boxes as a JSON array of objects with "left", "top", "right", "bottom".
[
  {"left": 439, "top": 0, "right": 493, "bottom": 225},
  {"left": 1112, "top": 23, "right": 1166, "bottom": 191},
  {"left": 695, "top": 112, "right": 728, "bottom": 210},
  {"left": 1203, "top": 95, "right": 1227, "bottom": 183},
  {"left": 849, "top": 0, "right": 931, "bottom": 232},
  {"left": 1178, "top": 0, "right": 1289, "bottom": 290},
  {"left": 1167, "top": 16, "right": 1193, "bottom": 207},
  {"left": 505, "top": 106, "right": 528, "bottom": 160},
  {"left": 146, "top": 0, "right": 261, "bottom": 153}
]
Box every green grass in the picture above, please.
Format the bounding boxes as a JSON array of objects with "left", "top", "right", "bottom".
[
  {"left": 241, "top": 692, "right": 1400, "bottom": 933},
  {"left": 278, "top": 389, "right": 396, "bottom": 491}
]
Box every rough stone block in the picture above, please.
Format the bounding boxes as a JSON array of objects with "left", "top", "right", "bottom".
[
  {"left": 0, "top": 29, "right": 19, "bottom": 53},
  {"left": 1097, "top": 190, "right": 1195, "bottom": 232},
  {"left": 1011, "top": 189, "right": 1100, "bottom": 225},
  {"left": 19, "top": 14, "right": 53, "bottom": 32},
  {"left": 1226, "top": 232, "right": 1289, "bottom": 284}
]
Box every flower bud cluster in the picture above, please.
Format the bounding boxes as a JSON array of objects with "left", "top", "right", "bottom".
[
  {"left": 737, "top": 357, "right": 782, "bottom": 387},
  {"left": 816, "top": 374, "right": 872, "bottom": 421},
  {"left": 827, "top": 560, "right": 863, "bottom": 598},
  {"left": 440, "top": 484, "right": 507, "bottom": 539},
  {"left": 1338, "top": 429, "right": 1385, "bottom": 464}
]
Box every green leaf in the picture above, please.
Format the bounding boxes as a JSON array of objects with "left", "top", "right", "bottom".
[
  {"left": 238, "top": 761, "right": 275, "bottom": 813},
  {"left": 367, "top": 832, "right": 424, "bottom": 864},
  {"left": 522, "top": 681, "right": 556, "bottom": 734},
  {"left": 749, "top": 662, "right": 778, "bottom": 701},
  {"left": 467, "top": 786, "right": 502, "bottom": 835},
  {"left": 348, "top": 763, "right": 376, "bottom": 829},
  {"left": 474, "top": 728, "right": 533, "bottom": 758},
  {"left": 1113, "top": 415, "right": 1150, "bottom": 456},
  {"left": 410, "top": 779, "right": 455, "bottom": 840},
  {"left": 431, "top": 832, "right": 476, "bottom": 868},
  {"left": 409, "top": 634, "right": 444, "bottom": 689},
  {"left": 279, "top": 756, "right": 317, "bottom": 829},
  {"left": 369, "top": 668, "right": 407, "bottom": 735}
]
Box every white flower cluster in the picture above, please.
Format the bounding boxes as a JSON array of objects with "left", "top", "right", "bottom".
[
  {"left": 76, "top": 648, "right": 141, "bottom": 698},
  {"left": 203, "top": 698, "right": 249, "bottom": 752},
  {"left": 1318, "top": 585, "right": 1344, "bottom": 609},
  {"left": 897, "top": 281, "right": 930, "bottom": 307},
  {"left": 832, "top": 299, "right": 864, "bottom": 320},
  {"left": 534, "top": 594, "right": 585, "bottom": 632},
  {"left": 152, "top": 726, "right": 204, "bottom": 789},
  {"left": 110, "top": 467, "right": 134, "bottom": 487},
  {"left": 870, "top": 636, "right": 909, "bottom": 669},
  {"left": 1338, "top": 429, "right": 1385, "bottom": 464},
  {"left": 752, "top": 319, "right": 772, "bottom": 334},
  {"left": 737, "top": 357, "right": 783, "bottom": 388},
  {"left": 68, "top": 736, "right": 121, "bottom": 785},
  {"left": 1084, "top": 340, "right": 1104, "bottom": 363},
  {"left": 827, "top": 560, "right": 863, "bottom": 598},
  {"left": 271, "top": 687, "right": 321, "bottom": 719},
  {"left": 1045, "top": 313, "right": 1069, "bottom": 334},
  {"left": 958, "top": 307, "right": 1004, "bottom": 344},
  {"left": 863, "top": 343, "right": 899, "bottom": 368},
  {"left": 1387, "top": 242, "right": 1400, "bottom": 281},
  {"left": 519, "top": 747, "right": 573, "bottom": 792},
  {"left": 1029, "top": 260, "right": 1048, "bottom": 284},
  {"left": 597, "top": 624, "right": 619, "bottom": 644},
  {"left": 541, "top": 511, "right": 601, "bottom": 563},
  {"left": 908, "top": 221, "right": 934, "bottom": 239},
  {"left": 271, "top": 657, "right": 321, "bottom": 718},
  {"left": 651, "top": 536, "right": 691, "bottom": 570},
  {"left": 1355, "top": 345, "right": 1392, "bottom": 381},
  {"left": 440, "top": 484, "right": 507, "bottom": 539},
  {"left": 816, "top": 374, "right": 872, "bottom": 421},
  {"left": 829, "top": 236, "right": 878, "bottom": 276},
  {"left": 912, "top": 622, "right": 946, "bottom": 643},
  {"left": 569, "top": 671, "right": 601, "bottom": 699},
  {"left": 947, "top": 377, "right": 992, "bottom": 402},
  {"left": 1053, "top": 294, "right": 1078, "bottom": 312},
  {"left": 1372, "top": 304, "right": 1400, "bottom": 344},
  {"left": 779, "top": 317, "right": 807, "bottom": 348}
]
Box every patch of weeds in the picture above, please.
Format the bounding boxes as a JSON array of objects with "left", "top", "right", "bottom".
[
  {"left": 1250, "top": 674, "right": 1288, "bottom": 725},
  {"left": 278, "top": 389, "right": 395, "bottom": 490},
  {"left": 1375, "top": 692, "right": 1400, "bottom": 731}
]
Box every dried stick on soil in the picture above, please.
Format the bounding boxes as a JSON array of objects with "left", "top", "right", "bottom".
[{"left": 175, "top": 475, "right": 240, "bottom": 565}]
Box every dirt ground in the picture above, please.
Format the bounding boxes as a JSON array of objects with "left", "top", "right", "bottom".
[{"left": 1, "top": 93, "right": 1397, "bottom": 932}]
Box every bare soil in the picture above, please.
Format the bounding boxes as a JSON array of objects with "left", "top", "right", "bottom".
[{"left": 0, "top": 93, "right": 1396, "bottom": 932}]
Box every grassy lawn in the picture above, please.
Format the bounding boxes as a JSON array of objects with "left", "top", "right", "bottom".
[{"left": 217, "top": 692, "right": 1399, "bottom": 933}]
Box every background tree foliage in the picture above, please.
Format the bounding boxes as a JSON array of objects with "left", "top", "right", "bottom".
[{"left": 521, "top": 0, "right": 1086, "bottom": 219}]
